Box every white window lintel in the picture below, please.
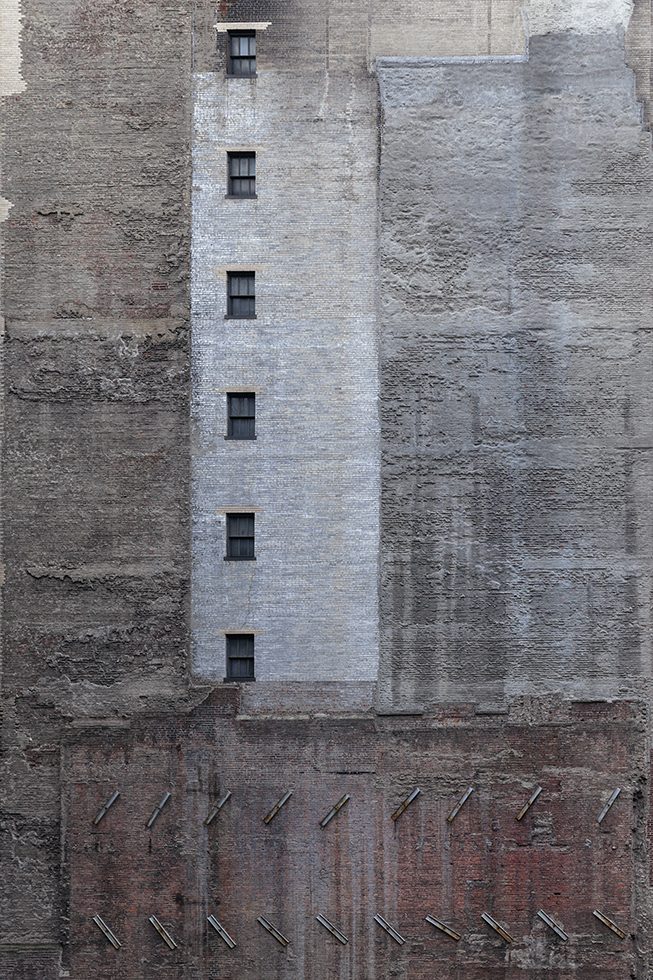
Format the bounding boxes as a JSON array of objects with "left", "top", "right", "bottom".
[{"left": 214, "top": 22, "right": 271, "bottom": 32}]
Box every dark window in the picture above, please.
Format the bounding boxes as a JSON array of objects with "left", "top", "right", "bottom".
[
  {"left": 227, "top": 31, "right": 256, "bottom": 77},
  {"left": 226, "top": 513, "right": 255, "bottom": 560},
  {"left": 227, "top": 393, "right": 255, "bottom": 440},
  {"left": 226, "top": 634, "right": 255, "bottom": 680},
  {"left": 228, "top": 151, "right": 256, "bottom": 198},
  {"left": 227, "top": 272, "right": 255, "bottom": 318}
]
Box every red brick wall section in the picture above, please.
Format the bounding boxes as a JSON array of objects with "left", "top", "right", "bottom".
[{"left": 62, "top": 697, "right": 648, "bottom": 979}]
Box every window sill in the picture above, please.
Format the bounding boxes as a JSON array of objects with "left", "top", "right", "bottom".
[
  {"left": 225, "top": 435, "right": 257, "bottom": 441},
  {"left": 225, "top": 194, "right": 258, "bottom": 200},
  {"left": 224, "top": 556, "right": 257, "bottom": 561},
  {"left": 225, "top": 73, "right": 258, "bottom": 80},
  {"left": 224, "top": 315, "right": 257, "bottom": 320},
  {"left": 223, "top": 677, "right": 256, "bottom": 683}
]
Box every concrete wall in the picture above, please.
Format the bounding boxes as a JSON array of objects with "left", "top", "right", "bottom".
[
  {"left": 0, "top": 0, "right": 192, "bottom": 962},
  {"left": 377, "top": 28, "right": 653, "bottom": 710},
  {"left": 1, "top": 0, "right": 653, "bottom": 976}
]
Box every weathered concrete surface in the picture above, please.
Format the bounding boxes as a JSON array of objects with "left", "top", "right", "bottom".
[
  {"left": 0, "top": 0, "right": 193, "bottom": 957},
  {"left": 377, "top": 30, "right": 653, "bottom": 709},
  {"left": 1, "top": 0, "right": 652, "bottom": 976},
  {"left": 627, "top": 0, "right": 653, "bottom": 126},
  {"left": 64, "top": 695, "right": 650, "bottom": 979}
]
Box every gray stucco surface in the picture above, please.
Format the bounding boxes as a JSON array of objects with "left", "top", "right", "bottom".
[{"left": 377, "top": 30, "right": 653, "bottom": 708}]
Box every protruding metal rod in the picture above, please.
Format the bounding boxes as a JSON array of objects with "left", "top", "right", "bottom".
[
  {"left": 148, "top": 915, "right": 179, "bottom": 949},
  {"left": 263, "top": 790, "right": 292, "bottom": 825},
  {"left": 207, "top": 914, "right": 236, "bottom": 948},
  {"left": 316, "top": 913, "right": 348, "bottom": 945},
  {"left": 481, "top": 912, "right": 514, "bottom": 944},
  {"left": 597, "top": 788, "right": 621, "bottom": 824},
  {"left": 320, "top": 793, "right": 350, "bottom": 828},
  {"left": 391, "top": 787, "right": 421, "bottom": 822},
  {"left": 146, "top": 791, "right": 171, "bottom": 829},
  {"left": 447, "top": 786, "right": 474, "bottom": 823},
  {"left": 257, "top": 916, "right": 290, "bottom": 946},
  {"left": 593, "top": 909, "right": 626, "bottom": 940},
  {"left": 516, "top": 786, "right": 542, "bottom": 821},
  {"left": 537, "top": 909, "right": 568, "bottom": 942},
  {"left": 374, "top": 913, "right": 406, "bottom": 945},
  {"left": 204, "top": 791, "right": 232, "bottom": 826},
  {"left": 92, "top": 914, "right": 121, "bottom": 948},
  {"left": 93, "top": 790, "right": 120, "bottom": 826},
  {"left": 425, "top": 914, "right": 461, "bottom": 942}
]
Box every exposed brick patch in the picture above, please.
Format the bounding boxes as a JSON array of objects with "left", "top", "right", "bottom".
[{"left": 64, "top": 699, "right": 647, "bottom": 978}]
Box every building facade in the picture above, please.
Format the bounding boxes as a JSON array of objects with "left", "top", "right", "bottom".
[{"left": 1, "top": 0, "right": 652, "bottom": 977}]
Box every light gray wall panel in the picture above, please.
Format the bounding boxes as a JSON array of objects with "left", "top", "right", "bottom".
[
  {"left": 377, "top": 30, "right": 653, "bottom": 707},
  {"left": 191, "top": 61, "right": 380, "bottom": 682}
]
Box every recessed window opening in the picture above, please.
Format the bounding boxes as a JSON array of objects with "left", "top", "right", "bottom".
[
  {"left": 227, "top": 393, "right": 256, "bottom": 440},
  {"left": 227, "top": 272, "right": 255, "bottom": 318},
  {"left": 226, "top": 513, "right": 255, "bottom": 560},
  {"left": 228, "top": 152, "right": 256, "bottom": 198},
  {"left": 227, "top": 31, "right": 256, "bottom": 77},
  {"left": 226, "top": 634, "right": 255, "bottom": 680}
]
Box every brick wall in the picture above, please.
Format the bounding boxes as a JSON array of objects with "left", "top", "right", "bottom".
[
  {"left": 191, "top": 4, "right": 380, "bottom": 683},
  {"left": 64, "top": 697, "right": 649, "bottom": 979}
]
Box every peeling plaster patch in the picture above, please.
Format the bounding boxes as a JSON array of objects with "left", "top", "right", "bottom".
[
  {"left": 0, "top": 197, "right": 13, "bottom": 223},
  {"left": 0, "top": 0, "right": 25, "bottom": 95},
  {"left": 524, "top": 0, "right": 633, "bottom": 35}
]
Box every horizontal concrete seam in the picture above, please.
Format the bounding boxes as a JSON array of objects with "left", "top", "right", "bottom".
[{"left": 375, "top": 55, "right": 528, "bottom": 67}]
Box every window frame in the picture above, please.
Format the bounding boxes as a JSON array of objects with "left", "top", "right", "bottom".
[
  {"left": 226, "top": 271, "right": 256, "bottom": 319},
  {"left": 226, "top": 30, "right": 257, "bottom": 78},
  {"left": 226, "top": 392, "right": 256, "bottom": 440},
  {"left": 225, "top": 512, "right": 256, "bottom": 561},
  {"left": 225, "top": 633, "right": 255, "bottom": 682},
  {"left": 227, "top": 151, "right": 257, "bottom": 199}
]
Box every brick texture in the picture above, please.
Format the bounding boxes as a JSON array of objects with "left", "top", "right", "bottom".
[{"left": 64, "top": 697, "right": 649, "bottom": 979}]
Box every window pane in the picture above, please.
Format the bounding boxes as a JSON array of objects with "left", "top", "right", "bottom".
[
  {"left": 227, "top": 273, "right": 255, "bottom": 315},
  {"left": 231, "top": 178, "right": 255, "bottom": 196},
  {"left": 227, "top": 634, "right": 254, "bottom": 658},
  {"left": 229, "top": 395, "right": 255, "bottom": 417},
  {"left": 231, "top": 296, "right": 254, "bottom": 316},
  {"left": 229, "top": 514, "right": 254, "bottom": 536},
  {"left": 230, "top": 417, "right": 255, "bottom": 439},
  {"left": 229, "top": 273, "right": 254, "bottom": 296},
  {"left": 228, "top": 534, "right": 254, "bottom": 559},
  {"left": 227, "top": 153, "right": 256, "bottom": 192},
  {"left": 226, "top": 634, "right": 255, "bottom": 680},
  {"left": 228, "top": 657, "right": 254, "bottom": 679},
  {"left": 226, "top": 514, "right": 255, "bottom": 557},
  {"left": 235, "top": 537, "right": 255, "bottom": 558}
]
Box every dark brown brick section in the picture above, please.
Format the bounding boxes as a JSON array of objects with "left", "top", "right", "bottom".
[
  {"left": 0, "top": 950, "right": 60, "bottom": 980},
  {"left": 63, "top": 696, "right": 648, "bottom": 979}
]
